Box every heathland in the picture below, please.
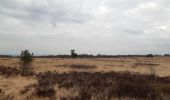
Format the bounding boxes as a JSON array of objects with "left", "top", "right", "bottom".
[{"left": 0, "top": 57, "right": 170, "bottom": 100}]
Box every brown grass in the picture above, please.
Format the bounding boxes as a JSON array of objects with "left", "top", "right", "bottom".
[{"left": 0, "top": 57, "right": 170, "bottom": 76}]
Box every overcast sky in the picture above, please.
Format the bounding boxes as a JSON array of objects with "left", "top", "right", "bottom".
[{"left": 0, "top": 0, "right": 170, "bottom": 55}]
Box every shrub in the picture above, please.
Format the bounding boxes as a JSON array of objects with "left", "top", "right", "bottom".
[
  {"left": 0, "top": 89, "right": 14, "bottom": 100},
  {"left": 70, "top": 64, "right": 96, "bottom": 69},
  {"left": 71, "top": 50, "right": 77, "bottom": 58},
  {"left": 20, "top": 84, "right": 37, "bottom": 95},
  {"left": 115, "top": 79, "right": 154, "bottom": 98},
  {"left": 146, "top": 54, "right": 154, "bottom": 57},
  {"left": 0, "top": 66, "right": 20, "bottom": 76},
  {"left": 35, "top": 71, "right": 56, "bottom": 98},
  {"left": 19, "top": 50, "right": 34, "bottom": 75},
  {"left": 35, "top": 71, "right": 170, "bottom": 99}
]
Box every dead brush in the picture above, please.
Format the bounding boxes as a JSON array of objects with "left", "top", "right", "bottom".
[
  {"left": 35, "top": 71, "right": 170, "bottom": 100},
  {"left": 0, "top": 65, "right": 35, "bottom": 77},
  {"left": 0, "top": 65, "right": 20, "bottom": 76},
  {"left": 115, "top": 79, "right": 154, "bottom": 99},
  {"left": 54, "top": 64, "right": 97, "bottom": 69},
  {"left": 0, "top": 89, "right": 14, "bottom": 100},
  {"left": 20, "top": 84, "right": 37, "bottom": 95},
  {"left": 69, "top": 64, "right": 97, "bottom": 69},
  {"left": 134, "top": 63, "right": 159, "bottom": 66},
  {"left": 35, "top": 71, "right": 56, "bottom": 98}
]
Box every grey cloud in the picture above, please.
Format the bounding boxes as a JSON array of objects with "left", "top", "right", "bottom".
[
  {"left": 0, "top": 0, "right": 92, "bottom": 26},
  {"left": 0, "top": 0, "right": 170, "bottom": 55}
]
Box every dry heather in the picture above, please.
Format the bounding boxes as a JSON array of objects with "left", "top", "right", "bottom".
[
  {"left": 23, "top": 71, "right": 170, "bottom": 100},
  {"left": 0, "top": 57, "right": 170, "bottom": 100},
  {"left": 55, "top": 64, "right": 97, "bottom": 69}
]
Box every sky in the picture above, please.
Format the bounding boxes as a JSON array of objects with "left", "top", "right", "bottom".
[{"left": 0, "top": 0, "right": 170, "bottom": 55}]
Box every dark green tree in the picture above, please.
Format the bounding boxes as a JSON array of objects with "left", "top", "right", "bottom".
[
  {"left": 19, "top": 50, "right": 34, "bottom": 74},
  {"left": 70, "top": 50, "right": 77, "bottom": 58}
]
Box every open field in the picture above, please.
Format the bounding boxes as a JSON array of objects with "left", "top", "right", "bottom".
[
  {"left": 1, "top": 57, "right": 170, "bottom": 76},
  {"left": 0, "top": 57, "right": 170, "bottom": 100}
]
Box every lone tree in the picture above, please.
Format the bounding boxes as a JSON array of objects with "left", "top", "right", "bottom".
[
  {"left": 70, "top": 50, "right": 77, "bottom": 58},
  {"left": 19, "top": 50, "right": 34, "bottom": 75}
]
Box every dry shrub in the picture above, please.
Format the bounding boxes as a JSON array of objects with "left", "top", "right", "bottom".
[
  {"left": 20, "top": 84, "right": 37, "bottom": 95},
  {"left": 115, "top": 79, "right": 154, "bottom": 99},
  {"left": 20, "top": 69, "right": 35, "bottom": 76},
  {"left": 36, "top": 71, "right": 170, "bottom": 100},
  {"left": 0, "top": 94, "right": 14, "bottom": 100},
  {"left": 60, "top": 96, "right": 81, "bottom": 100},
  {"left": 35, "top": 71, "right": 56, "bottom": 98},
  {"left": 0, "top": 65, "right": 35, "bottom": 77},
  {"left": 55, "top": 64, "right": 97, "bottom": 69},
  {"left": 69, "top": 64, "right": 96, "bottom": 69},
  {"left": 0, "top": 65, "right": 20, "bottom": 76},
  {"left": 159, "top": 76, "right": 170, "bottom": 83},
  {"left": 162, "top": 85, "right": 170, "bottom": 94},
  {"left": 0, "top": 88, "right": 14, "bottom": 100},
  {"left": 134, "top": 63, "right": 159, "bottom": 66}
]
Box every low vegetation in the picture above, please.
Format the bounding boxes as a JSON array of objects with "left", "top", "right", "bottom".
[
  {"left": 0, "top": 65, "right": 20, "bottom": 77},
  {"left": 134, "top": 63, "right": 160, "bottom": 66},
  {"left": 0, "top": 65, "right": 35, "bottom": 77},
  {"left": 0, "top": 88, "right": 14, "bottom": 100},
  {"left": 35, "top": 71, "right": 56, "bottom": 98},
  {"left": 34, "top": 71, "right": 170, "bottom": 100},
  {"left": 69, "top": 64, "right": 97, "bottom": 69},
  {"left": 1, "top": 55, "right": 170, "bottom": 100},
  {"left": 55, "top": 64, "right": 97, "bottom": 69}
]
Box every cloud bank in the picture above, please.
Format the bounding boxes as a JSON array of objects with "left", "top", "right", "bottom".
[{"left": 0, "top": 0, "right": 170, "bottom": 55}]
